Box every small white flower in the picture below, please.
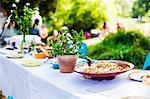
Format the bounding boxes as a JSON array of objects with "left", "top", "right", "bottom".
[
  {"left": 70, "top": 51, "right": 73, "bottom": 54},
  {"left": 34, "top": 7, "right": 39, "bottom": 11},
  {"left": 12, "top": 3, "right": 17, "bottom": 8},
  {"left": 66, "top": 33, "right": 72, "bottom": 38},
  {"left": 11, "top": 10, "right": 14, "bottom": 13},
  {"left": 26, "top": 3, "right": 30, "bottom": 6},
  {"left": 66, "top": 37, "right": 70, "bottom": 41},
  {"left": 69, "top": 45, "right": 73, "bottom": 48},
  {"left": 15, "top": 0, "right": 20, "bottom": 3}
]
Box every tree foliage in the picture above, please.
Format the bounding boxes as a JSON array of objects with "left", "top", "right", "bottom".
[
  {"left": 1, "top": 0, "right": 56, "bottom": 17},
  {"left": 2, "top": 0, "right": 107, "bottom": 32},
  {"left": 48, "top": 0, "right": 107, "bottom": 32},
  {"left": 132, "top": 0, "right": 150, "bottom": 18}
]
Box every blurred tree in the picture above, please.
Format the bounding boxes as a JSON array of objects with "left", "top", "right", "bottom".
[
  {"left": 1, "top": 0, "right": 57, "bottom": 17},
  {"left": 2, "top": 0, "right": 107, "bottom": 33},
  {"left": 48, "top": 0, "right": 107, "bottom": 32},
  {"left": 132, "top": 0, "right": 150, "bottom": 19},
  {"left": 0, "top": 0, "right": 2, "bottom": 11},
  {"left": 114, "top": 0, "right": 134, "bottom": 17}
]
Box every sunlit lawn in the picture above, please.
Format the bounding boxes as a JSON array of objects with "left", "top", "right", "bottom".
[{"left": 109, "top": 17, "right": 150, "bottom": 37}]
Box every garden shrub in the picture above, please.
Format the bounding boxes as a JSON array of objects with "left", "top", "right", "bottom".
[{"left": 87, "top": 30, "right": 150, "bottom": 69}]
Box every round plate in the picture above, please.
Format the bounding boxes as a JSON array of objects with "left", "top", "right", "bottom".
[
  {"left": 129, "top": 70, "right": 150, "bottom": 82},
  {"left": 75, "top": 60, "right": 134, "bottom": 80},
  {"left": 22, "top": 60, "right": 42, "bottom": 67},
  {"left": 121, "top": 96, "right": 150, "bottom": 99},
  {"left": 6, "top": 53, "right": 24, "bottom": 58}
]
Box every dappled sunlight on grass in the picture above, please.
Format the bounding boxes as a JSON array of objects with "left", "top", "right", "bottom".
[{"left": 108, "top": 17, "right": 150, "bottom": 37}]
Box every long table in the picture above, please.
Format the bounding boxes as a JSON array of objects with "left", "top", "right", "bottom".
[{"left": 0, "top": 50, "right": 150, "bottom": 99}]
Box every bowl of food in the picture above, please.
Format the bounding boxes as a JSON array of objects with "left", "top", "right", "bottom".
[
  {"left": 74, "top": 60, "right": 134, "bottom": 80},
  {"left": 34, "top": 53, "right": 46, "bottom": 59}
]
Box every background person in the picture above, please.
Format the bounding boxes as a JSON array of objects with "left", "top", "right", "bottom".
[
  {"left": 3, "top": 20, "right": 18, "bottom": 37},
  {"left": 39, "top": 25, "right": 48, "bottom": 44},
  {"left": 116, "top": 22, "right": 125, "bottom": 31},
  {"left": 30, "top": 19, "right": 40, "bottom": 35},
  {"left": 30, "top": 9, "right": 42, "bottom": 36},
  {"left": 99, "top": 21, "right": 109, "bottom": 38},
  {"left": 48, "top": 29, "right": 58, "bottom": 41},
  {"left": 1, "top": 19, "right": 18, "bottom": 46},
  {"left": 31, "top": 9, "right": 42, "bottom": 28}
]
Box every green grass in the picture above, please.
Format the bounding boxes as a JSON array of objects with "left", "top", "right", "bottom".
[{"left": 87, "top": 30, "right": 150, "bottom": 69}]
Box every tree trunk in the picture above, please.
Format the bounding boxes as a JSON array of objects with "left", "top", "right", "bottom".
[
  {"left": 0, "top": 0, "right": 2, "bottom": 12},
  {"left": 138, "top": 16, "right": 143, "bottom": 22}
]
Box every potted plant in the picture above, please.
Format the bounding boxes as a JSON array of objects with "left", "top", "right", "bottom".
[{"left": 49, "top": 29, "right": 84, "bottom": 73}]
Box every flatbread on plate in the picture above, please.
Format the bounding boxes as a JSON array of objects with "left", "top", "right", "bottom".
[{"left": 22, "top": 60, "right": 42, "bottom": 67}]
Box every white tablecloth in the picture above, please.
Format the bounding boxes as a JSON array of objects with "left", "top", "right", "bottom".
[{"left": 0, "top": 51, "right": 150, "bottom": 99}]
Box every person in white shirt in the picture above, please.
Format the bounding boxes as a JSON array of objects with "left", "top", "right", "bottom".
[{"left": 30, "top": 9, "right": 42, "bottom": 36}]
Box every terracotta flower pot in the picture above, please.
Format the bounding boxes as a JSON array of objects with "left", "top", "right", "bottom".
[{"left": 57, "top": 55, "right": 78, "bottom": 73}]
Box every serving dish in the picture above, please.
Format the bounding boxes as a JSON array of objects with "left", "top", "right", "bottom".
[{"left": 74, "top": 60, "right": 134, "bottom": 80}]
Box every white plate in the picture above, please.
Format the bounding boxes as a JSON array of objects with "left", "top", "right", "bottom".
[
  {"left": 6, "top": 53, "right": 24, "bottom": 58},
  {"left": 0, "top": 49, "right": 14, "bottom": 55},
  {"left": 22, "top": 60, "right": 42, "bottom": 67},
  {"left": 128, "top": 70, "right": 150, "bottom": 82},
  {"left": 121, "top": 96, "right": 150, "bottom": 99}
]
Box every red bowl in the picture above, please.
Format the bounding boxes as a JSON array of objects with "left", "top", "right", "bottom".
[{"left": 74, "top": 60, "right": 134, "bottom": 80}]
